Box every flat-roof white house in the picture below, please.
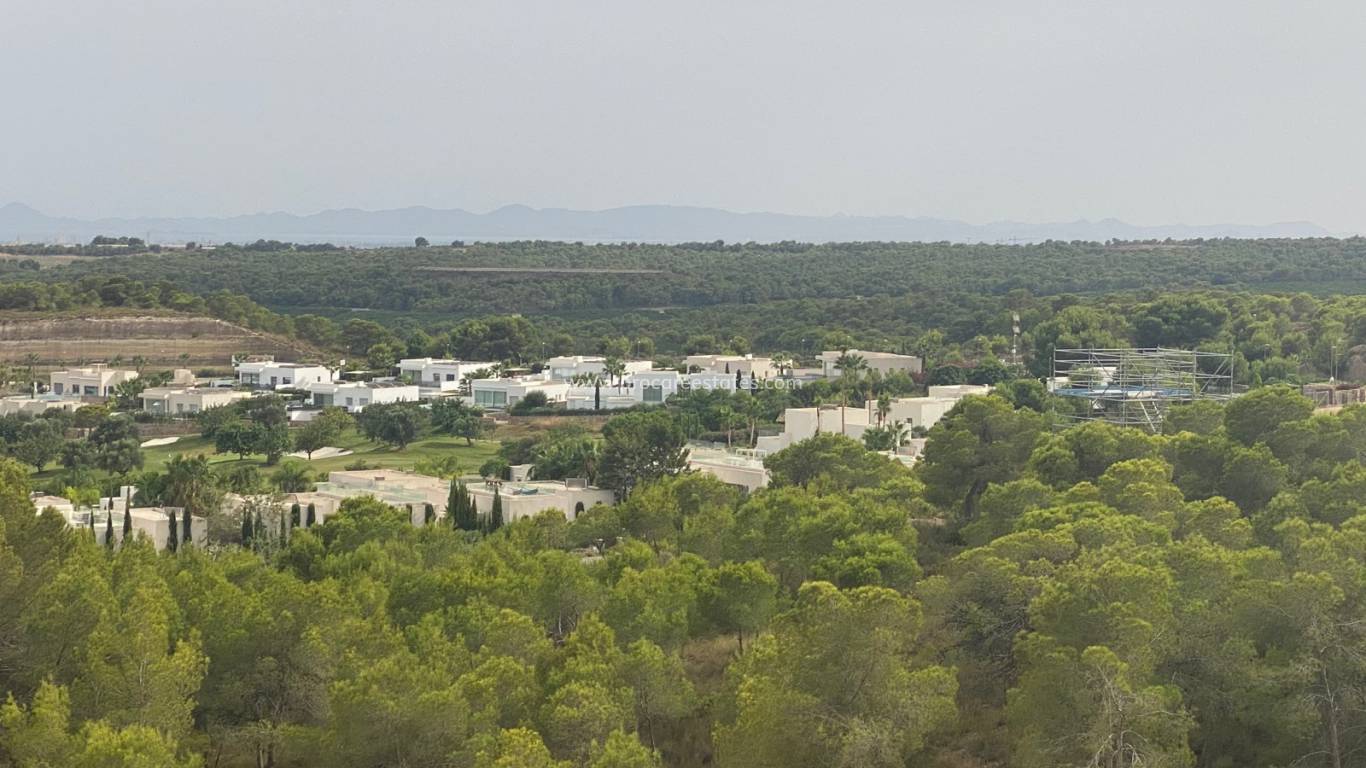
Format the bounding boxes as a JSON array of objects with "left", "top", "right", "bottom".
[
  {"left": 565, "top": 386, "right": 637, "bottom": 411},
  {"left": 545, "top": 356, "right": 654, "bottom": 381},
  {"left": 820, "top": 349, "right": 923, "bottom": 378},
  {"left": 141, "top": 387, "right": 252, "bottom": 416},
  {"left": 42, "top": 493, "right": 206, "bottom": 551},
  {"left": 303, "top": 469, "right": 453, "bottom": 526},
  {"left": 686, "top": 446, "right": 770, "bottom": 493},
  {"left": 926, "top": 384, "right": 992, "bottom": 399},
  {"left": 846, "top": 385, "right": 992, "bottom": 436},
  {"left": 684, "top": 354, "right": 775, "bottom": 379},
  {"left": 469, "top": 375, "right": 569, "bottom": 409},
  {"left": 466, "top": 478, "right": 614, "bottom": 523},
  {"left": 235, "top": 360, "right": 337, "bottom": 390},
  {"left": 397, "top": 358, "right": 496, "bottom": 391},
  {"left": 49, "top": 365, "right": 138, "bottom": 397},
  {"left": 282, "top": 470, "right": 614, "bottom": 527},
  {"left": 0, "top": 394, "right": 88, "bottom": 417},
  {"left": 304, "top": 381, "right": 420, "bottom": 413}
]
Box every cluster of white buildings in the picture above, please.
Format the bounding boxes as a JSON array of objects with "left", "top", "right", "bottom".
[{"left": 29, "top": 347, "right": 926, "bottom": 421}]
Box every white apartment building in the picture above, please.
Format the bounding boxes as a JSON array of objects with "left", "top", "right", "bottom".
[
  {"left": 141, "top": 386, "right": 252, "bottom": 416},
  {"left": 304, "top": 381, "right": 420, "bottom": 412},
  {"left": 684, "top": 354, "right": 775, "bottom": 380},
  {"left": 235, "top": 360, "right": 337, "bottom": 389},
  {"left": 469, "top": 375, "right": 569, "bottom": 409},
  {"left": 397, "top": 358, "right": 495, "bottom": 391},
  {"left": 49, "top": 365, "right": 138, "bottom": 397},
  {"left": 820, "top": 349, "right": 923, "bottom": 378}
]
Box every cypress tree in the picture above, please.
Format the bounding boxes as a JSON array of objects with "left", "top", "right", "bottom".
[
  {"left": 122, "top": 494, "right": 132, "bottom": 543},
  {"left": 182, "top": 508, "right": 192, "bottom": 546},
  {"left": 290, "top": 502, "right": 301, "bottom": 528},
  {"left": 167, "top": 511, "right": 178, "bottom": 553},
  {"left": 455, "top": 482, "right": 479, "bottom": 532},
  {"left": 254, "top": 510, "right": 264, "bottom": 545},
  {"left": 306, "top": 502, "right": 316, "bottom": 527},
  {"left": 280, "top": 509, "right": 288, "bottom": 542},
  {"left": 489, "top": 488, "right": 504, "bottom": 532},
  {"left": 424, "top": 503, "right": 435, "bottom": 525},
  {"left": 104, "top": 510, "right": 114, "bottom": 550},
  {"left": 453, "top": 481, "right": 469, "bottom": 530},
  {"left": 594, "top": 382, "right": 601, "bottom": 411}
]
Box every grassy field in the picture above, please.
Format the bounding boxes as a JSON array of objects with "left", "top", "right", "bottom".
[{"left": 31, "top": 426, "right": 501, "bottom": 491}]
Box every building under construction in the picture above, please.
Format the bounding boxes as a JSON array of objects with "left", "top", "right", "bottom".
[{"left": 1050, "top": 348, "right": 1234, "bottom": 431}]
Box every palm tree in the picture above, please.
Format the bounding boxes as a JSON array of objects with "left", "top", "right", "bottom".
[
  {"left": 22, "top": 353, "right": 39, "bottom": 386},
  {"left": 834, "top": 352, "right": 867, "bottom": 382},
  {"left": 604, "top": 357, "right": 627, "bottom": 391},
  {"left": 876, "top": 394, "right": 892, "bottom": 427},
  {"left": 889, "top": 419, "right": 910, "bottom": 450},
  {"left": 771, "top": 354, "right": 796, "bottom": 378},
  {"left": 271, "top": 461, "right": 314, "bottom": 493},
  {"left": 163, "top": 454, "right": 215, "bottom": 518}
]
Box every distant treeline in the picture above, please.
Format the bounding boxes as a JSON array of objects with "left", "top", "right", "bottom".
[{"left": 25, "top": 237, "right": 1366, "bottom": 317}]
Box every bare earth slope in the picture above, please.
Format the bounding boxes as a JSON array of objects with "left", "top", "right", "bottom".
[{"left": 0, "top": 311, "right": 314, "bottom": 367}]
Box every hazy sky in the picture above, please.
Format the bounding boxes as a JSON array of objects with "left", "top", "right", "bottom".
[{"left": 4, "top": 1, "right": 1364, "bottom": 231}]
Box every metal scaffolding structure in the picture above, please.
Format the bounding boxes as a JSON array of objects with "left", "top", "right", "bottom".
[{"left": 1050, "top": 348, "right": 1234, "bottom": 431}]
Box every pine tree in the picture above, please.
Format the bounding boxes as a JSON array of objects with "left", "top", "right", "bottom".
[
  {"left": 167, "top": 511, "right": 178, "bottom": 553},
  {"left": 489, "top": 488, "right": 504, "bottom": 532},
  {"left": 104, "top": 510, "right": 114, "bottom": 551},
  {"left": 182, "top": 508, "right": 192, "bottom": 546},
  {"left": 306, "top": 502, "right": 316, "bottom": 527}
]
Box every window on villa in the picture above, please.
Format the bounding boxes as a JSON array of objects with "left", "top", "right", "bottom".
[
  {"left": 642, "top": 385, "right": 664, "bottom": 403},
  {"left": 474, "top": 390, "right": 507, "bottom": 407}
]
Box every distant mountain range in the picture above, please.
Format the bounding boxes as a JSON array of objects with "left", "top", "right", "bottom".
[{"left": 0, "top": 201, "right": 1336, "bottom": 246}]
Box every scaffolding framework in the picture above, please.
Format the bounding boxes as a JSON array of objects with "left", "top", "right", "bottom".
[{"left": 1051, "top": 348, "right": 1233, "bottom": 431}]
